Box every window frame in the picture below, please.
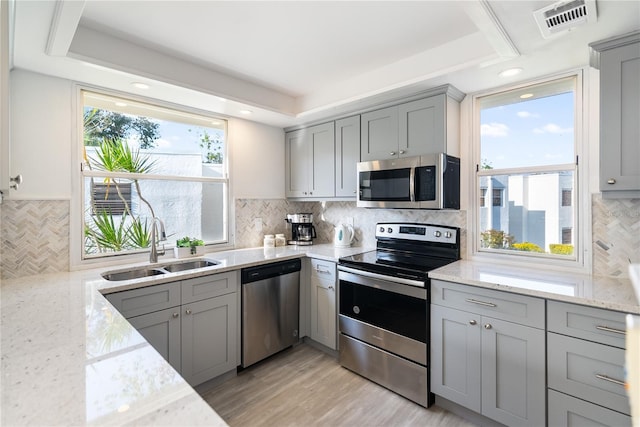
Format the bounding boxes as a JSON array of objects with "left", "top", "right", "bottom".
[
  {"left": 70, "top": 85, "right": 234, "bottom": 269},
  {"left": 469, "top": 70, "right": 591, "bottom": 273}
]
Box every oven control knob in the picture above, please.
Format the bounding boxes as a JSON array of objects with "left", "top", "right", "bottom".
[
  {"left": 387, "top": 227, "right": 393, "bottom": 233},
  {"left": 353, "top": 306, "right": 360, "bottom": 314},
  {"left": 434, "top": 231, "right": 442, "bottom": 238},
  {"left": 444, "top": 231, "right": 452, "bottom": 238},
  {"left": 379, "top": 227, "right": 385, "bottom": 233}
]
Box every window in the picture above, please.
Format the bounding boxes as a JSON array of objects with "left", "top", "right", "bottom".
[
  {"left": 476, "top": 76, "right": 578, "bottom": 260},
  {"left": 81, "top": 90, "right": 228, "bottom": 259}
]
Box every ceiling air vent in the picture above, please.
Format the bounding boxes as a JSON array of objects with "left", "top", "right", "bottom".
[{"left": 533, "top": 0, "right": 597, "bottom": 39}]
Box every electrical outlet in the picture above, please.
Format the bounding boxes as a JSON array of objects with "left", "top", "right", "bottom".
[{"left": 254, "top": 218, "right": 263, "bottom": 231}]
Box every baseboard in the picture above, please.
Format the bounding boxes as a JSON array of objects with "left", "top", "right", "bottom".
[
  {"left": 194, "top": 368, "right": 237, "bottom": 395},
  {"left": 302, "top": 336, "right": 339, "bottom": 358},
  {"left": 434, "top": 396, "right": 506, "bottom": 427}
]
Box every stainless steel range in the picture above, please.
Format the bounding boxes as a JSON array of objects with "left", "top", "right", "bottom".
[{"left": 337, "top": 222, "right": 460, "bottom": 407}]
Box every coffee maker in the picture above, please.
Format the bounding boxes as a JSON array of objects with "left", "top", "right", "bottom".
[{"left": 285, "top": 213, "right": 316, "bottom": 245}]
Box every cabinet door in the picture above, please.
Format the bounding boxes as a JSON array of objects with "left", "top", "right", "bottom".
[
  {"left": 600, "top": 41, "right": 640, "bottom": 193},
  {"left": 398, "top": 95, "right": 445, "bottom": 157},
  {"left": 0, "top": 0, "right": 9, "bottom": 192},
  {"left": 430, "top": 304, "right": 481, "bottom": 412},
  {"left": 310, "top": 259, "right": 337, "bottom": 349},
  {"left": 309, "top": 122, "right": 335, "bottom": 197},
  {"left": 181, "top": 293, "right": 237, "bottom": 386},
  {"left": 481, "top": 316, "right": 546, "bottom": 427},
  {"left": 335, "top": 115, "right": 360, "bottom": 197},
  {"left": 128, "top": 307, "right": 181, "bottom": 372},
  {"left": 360, "top": 106, "right": 399, "bottom": 161},
  {"left": 285, "top": 129, "right": 310, "bottom": 197}
]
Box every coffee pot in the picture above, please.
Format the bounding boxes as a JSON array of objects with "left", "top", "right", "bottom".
[{"left": 334, "top": 223, "right": 355, "bottom": 247}]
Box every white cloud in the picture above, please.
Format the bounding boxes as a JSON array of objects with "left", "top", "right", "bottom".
[
  {"left": 517, "top": 111, "right": 540, "bottom": 118},
  {"left": 533, "top": 123, "right": 573, "bottom": 134},
  {"left": 481, "top": 122, "right": 509, "bottom": 137}
]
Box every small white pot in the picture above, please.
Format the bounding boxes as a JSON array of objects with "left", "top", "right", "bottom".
[{"left": 174, "top": 247, "right": 194, "bottom": 259}]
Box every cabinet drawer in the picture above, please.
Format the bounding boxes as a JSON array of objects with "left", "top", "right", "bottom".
[
  {"left": 548, "top": 300, "right": 627, "bottom": 348},
  {"left": 548, "top": 333, "right": 629, "bottom": 415},
  {"left": 310, "top": 259, "right": 336, "bottom": 282},
  {"left": 548, "top": 389, "right": 631, "bottom": 427},
  {"left": 181, "top": 271, "right": 237, "bottom": 304},
  {"left": 105, "top": 283, "right": 180, "bottom": 318},
  {"left": 431, "top": 280, "right": 545, "bottom": 329}
]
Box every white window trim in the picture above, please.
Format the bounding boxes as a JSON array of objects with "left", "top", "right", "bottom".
[
  {"left": 467, "top": 69, "right": 592, "bottom": 274},
  {"left": 70, "top": 84, "right": 236, "bottom": 271}
]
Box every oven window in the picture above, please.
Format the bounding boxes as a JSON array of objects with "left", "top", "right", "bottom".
[
  {"left": 339, "top": 280, "right": 426, "bottom": 342},
  {"left": 359, "top": 168, "right": 411, "bottom": 201}
]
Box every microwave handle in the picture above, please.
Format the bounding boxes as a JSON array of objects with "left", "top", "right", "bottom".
[{"left": 409, "top": 167, "right": 416, "bottom": 202}]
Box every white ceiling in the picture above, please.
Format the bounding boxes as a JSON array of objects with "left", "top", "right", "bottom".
[{"left": 10, "top": 0, "right": 640, "bottom": 128}]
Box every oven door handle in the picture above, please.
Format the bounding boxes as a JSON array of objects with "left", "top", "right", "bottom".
[{"left": 338, "top": 266, "right": 427, "bottom": 299}]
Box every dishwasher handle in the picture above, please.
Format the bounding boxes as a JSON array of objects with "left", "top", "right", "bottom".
[{"left": 241, "top": 258, "right": 302, "bottom": 284}]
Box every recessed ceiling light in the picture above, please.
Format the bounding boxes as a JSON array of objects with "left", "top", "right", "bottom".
[
  {"left": 115, "top": 102, "right": 127, "bottom": 107},
  {"left": 520, "top": 93, "right": 534, "bottom": 99},
  {"left": 499, "top": 67, "right": 523, "bottom": 78},
  {"left": 131, "top": 82, "right": 150, "bottom": 90},
  {"left": 239, "top": 110, "right": 252, "bottom": 115}
]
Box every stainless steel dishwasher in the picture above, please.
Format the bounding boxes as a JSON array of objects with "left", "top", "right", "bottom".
[{"left": 241, "top": 258, "right": 301, "bottom": 367}]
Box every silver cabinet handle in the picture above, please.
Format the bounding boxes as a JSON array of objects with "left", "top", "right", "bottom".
[
  {"left": 185, "top": 309, "right": 192, "bottom": 315},
  {"left": 484, "top": 324, "right": 492, "bottom": 329},
  {"left": 465, "top": 298, "right": 497, "bottom": 307},
  {"left": 596, "top": 325, "right": 625, "bottom": 335},
  {"left": 595, "top": 374, "right": 625, "bottom": 387},
  {"left": 10, "top": 174, "right": 22, "bottom": 190},
  {"left": 469, "top": 320, "right": 477, "bottom": 325},
  {"left": 315, "top": 267, "right": 331, "bottom": 274},
  {"left": 328, "top": 285, "right": 335, "bottom": 291},
  {"left": 390, "top": 151, "right": 396, "bottom": 156},
  {"left": 607, "top": 178, "right": 616, "bottom": 184},
  {"left": 172, "top": 312, "right": 179, "bottom": 318},
  {"left": 399, "top": 150, "right": 405, "bottom": 154}
]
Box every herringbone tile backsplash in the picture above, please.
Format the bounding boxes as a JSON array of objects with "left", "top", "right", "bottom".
[
  {"left": 1, "top": 196, "right": 637, "bottom": 279},
  {"left": 1, "top": 200, "right": 70, "bottom": 279},
  {"left": 592, "top": 194, "right": 640, "bottom": 278}
]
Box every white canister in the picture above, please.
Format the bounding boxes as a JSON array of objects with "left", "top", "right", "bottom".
[
  {"left": 263, "top": 234, "right": 275, "bottom": 247},
  {"left": 275, "top": 234, "right": 286, "bottom": 247}
]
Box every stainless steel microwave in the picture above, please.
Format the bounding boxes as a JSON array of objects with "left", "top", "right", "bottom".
[{"left": 357, "top": 153, "right": 460, "bottom": 209}]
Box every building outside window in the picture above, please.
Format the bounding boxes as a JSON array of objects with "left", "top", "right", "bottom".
[
  {"left": 80, "top": 90, "right": 228, "bottom": 260},
  {"left": 476, "top": 76, "right": 578, "bottom": 259}
]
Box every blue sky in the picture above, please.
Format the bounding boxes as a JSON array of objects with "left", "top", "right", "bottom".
[{"left": 480, "top": 92, "right": 574, "bottom": 169}]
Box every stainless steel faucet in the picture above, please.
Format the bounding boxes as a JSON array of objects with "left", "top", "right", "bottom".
[{"left": 150, "top": 217, "right": 166, "bottom": 263}]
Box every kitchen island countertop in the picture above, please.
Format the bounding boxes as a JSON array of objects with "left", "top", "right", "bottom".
[{"left": 0, "top": 244, "right": 369, "bottom": 426}]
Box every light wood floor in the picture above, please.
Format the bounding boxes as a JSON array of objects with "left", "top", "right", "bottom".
[{"left": 200, "top": 343, "right": 476, "bottom": 427}]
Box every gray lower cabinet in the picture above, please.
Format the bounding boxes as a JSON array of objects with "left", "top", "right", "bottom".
[
  {"left": 590, "top": 31, "right": 640, "bottom": 197},
  {"left": 430, "top": 280, "right": 545, "bottom": 427},
  {"left": 128, "top": 306, "right": 181, "bottom": 370},
  {"left": 547, "top": 301, "right": 631, "bottom": 426},
  {"left": 309, "top": 258, "right": 337, "bottom": 349},
  {"left": 105, "top": 271, "right": 238, "bottom": 386},
  {"left": 548, "top": 389, "right": 631, "bottom": 427}
]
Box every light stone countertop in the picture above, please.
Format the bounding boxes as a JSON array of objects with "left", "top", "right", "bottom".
[
  {"left": 429, "top": 260, "right": 640, "bottom": 314},
  {"left": 0, "top": 243, "right": 369, "bottom": 426}
]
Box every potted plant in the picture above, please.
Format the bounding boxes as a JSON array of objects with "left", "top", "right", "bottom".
[{"left": 174, "top": 236, "right": 205, "bottom": 258}]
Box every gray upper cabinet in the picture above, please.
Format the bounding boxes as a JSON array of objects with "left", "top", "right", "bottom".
[
  {"left": 334, "top": 116, "right": 360, "bottom": 197},
  {"left": 590, "top": 31, "right": 640, "bottom": 198},
  {"left": 361, "top": 86, "right": 462, "bottom": 162},
  {"left": 361, "top": 106, "right": 399, "bottom": 161},
  {"left": 285, "top": 122, "right": 335, "bottom": 198}
]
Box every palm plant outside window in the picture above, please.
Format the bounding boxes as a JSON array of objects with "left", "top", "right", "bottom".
[
  {"left": 81, "top": 90, "right": 228, "bottom": 259},
  {"left": 476, "top": 76, "right": 578, "bottom": 260}
]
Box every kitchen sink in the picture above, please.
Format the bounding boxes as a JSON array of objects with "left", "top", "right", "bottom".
[
  {"left": 102, "top": 268, "right": 166, "bottom": 281},
  {"left": 101, "top": 258, "right": 220, "bottom": 281},
  {"left": 163, "top": 259, "right": 219, "bottom": 272}
]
